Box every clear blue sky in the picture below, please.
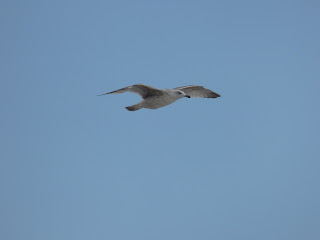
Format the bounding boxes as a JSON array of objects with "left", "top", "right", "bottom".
[{"left": 1, "top": 0, "right": 320, "bottom": 239}]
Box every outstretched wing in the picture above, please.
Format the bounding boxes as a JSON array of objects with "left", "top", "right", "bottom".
[
  {"left": 173, "top": 85, "right": 221, "bottom": 98},
  {"left": 97, "top": 84, "right": 164, "bottom": 99}
]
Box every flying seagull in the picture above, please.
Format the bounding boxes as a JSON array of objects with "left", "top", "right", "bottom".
[{"left": 98, "top": 84, "right": 221, "bottom": 111}]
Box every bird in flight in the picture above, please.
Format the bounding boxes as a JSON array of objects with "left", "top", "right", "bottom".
[{"left": 98, "top": 84, "right": 221, "bottom": 111}]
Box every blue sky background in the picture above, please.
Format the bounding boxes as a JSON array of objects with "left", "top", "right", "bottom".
[{"left": 1, "top": 0, "right": 320, "bottom": 239}]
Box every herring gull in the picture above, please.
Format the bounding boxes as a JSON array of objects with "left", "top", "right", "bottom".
[{"left": 98, "top": 84, "right": 221, "bottom": 111}]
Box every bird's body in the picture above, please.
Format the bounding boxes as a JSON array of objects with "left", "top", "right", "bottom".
[
  {"left": 126, "top": 89, "right": 183, "bottom": 110},
  {"left": 98, "top": 84, "right": 220, "bottom": 111}
]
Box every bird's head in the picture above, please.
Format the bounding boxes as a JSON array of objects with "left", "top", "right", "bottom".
[{"left": 173, "top": 90, "right": 191, "bottom": 99}]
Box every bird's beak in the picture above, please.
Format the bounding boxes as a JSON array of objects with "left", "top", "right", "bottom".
[{"left": 186, "top": 95, "right": 191, "bottom": 98}]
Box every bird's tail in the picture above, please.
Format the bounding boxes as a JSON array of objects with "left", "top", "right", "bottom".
[{"left": 125, "top": 103, "right": 142, "bottom": 111}]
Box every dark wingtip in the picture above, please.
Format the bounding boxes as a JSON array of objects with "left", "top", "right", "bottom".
[
  {"left": 97, "top": 93, "right": 109, "bottom": 96},
  {"left": 212, "top": 92, "right": 221, "bottom": 98}
]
